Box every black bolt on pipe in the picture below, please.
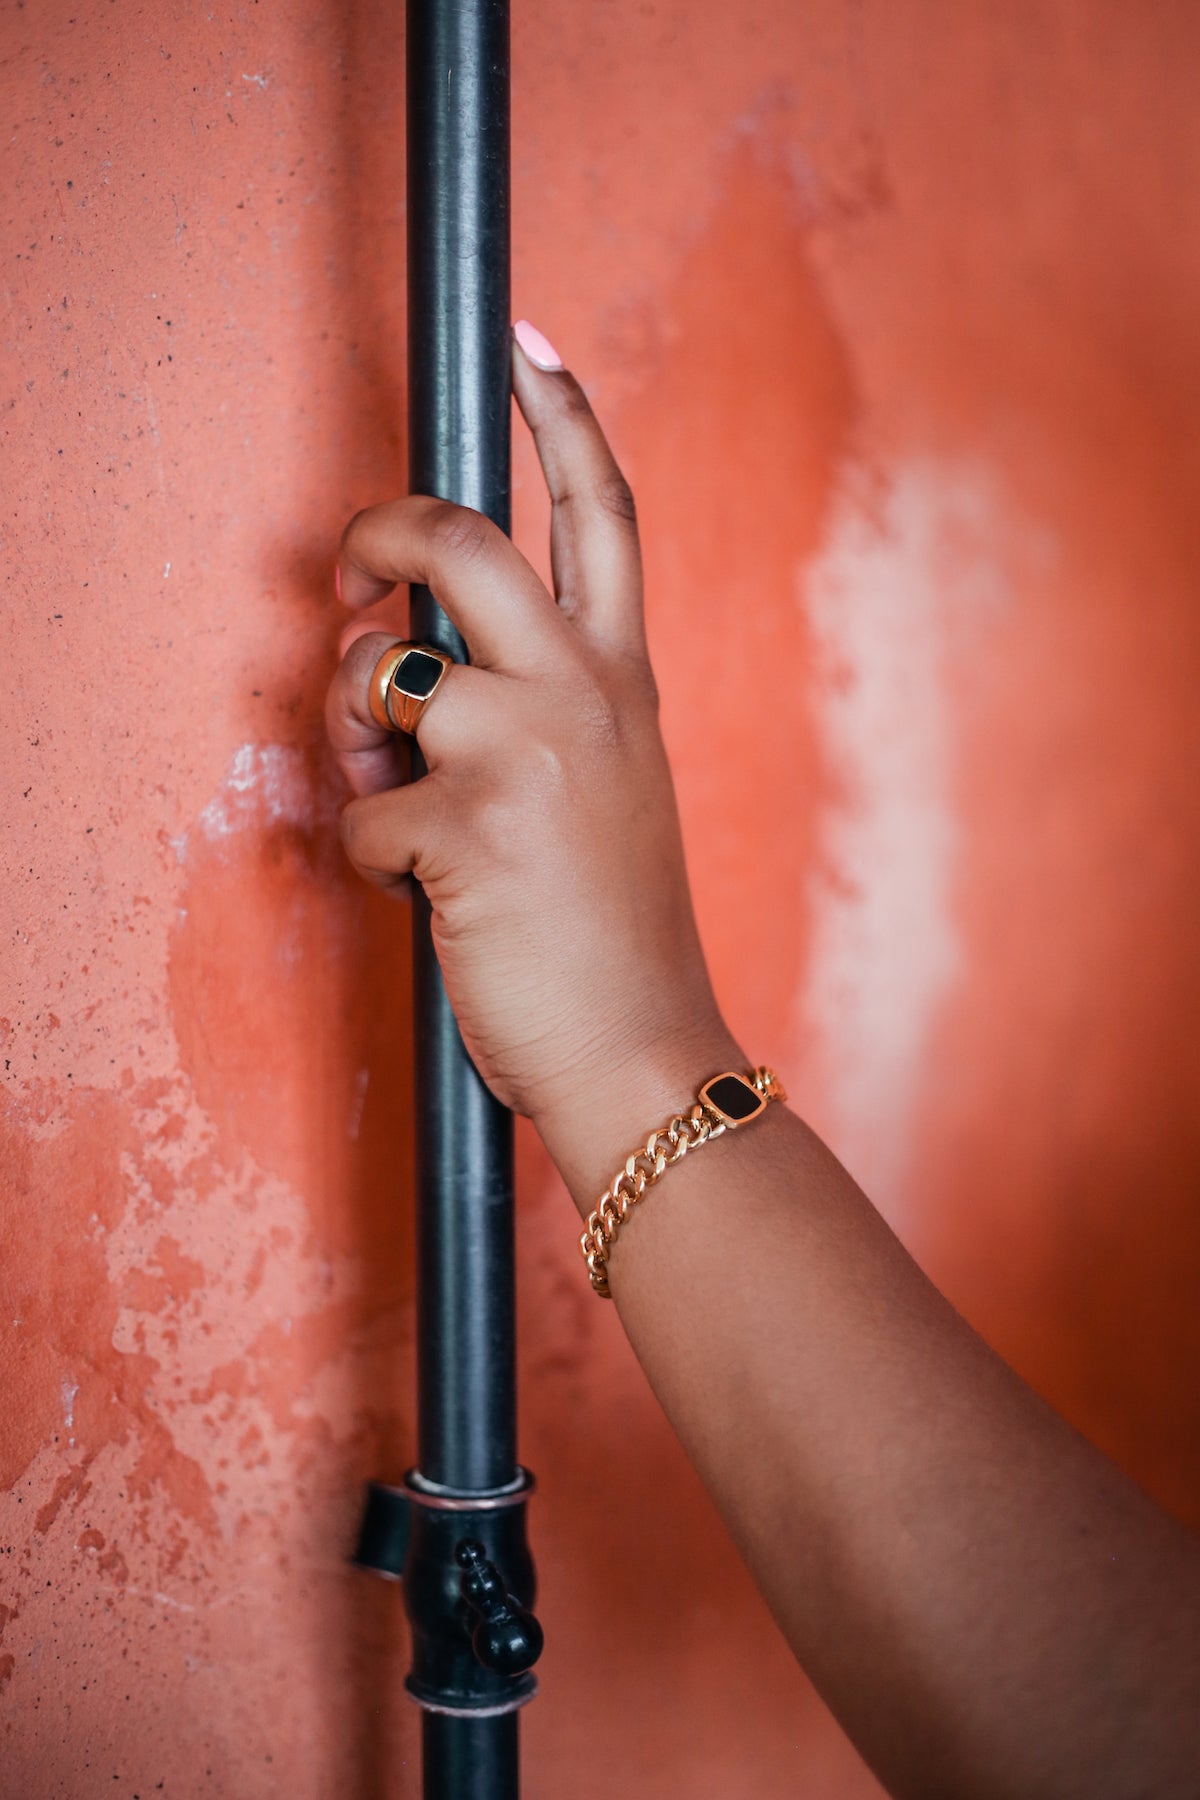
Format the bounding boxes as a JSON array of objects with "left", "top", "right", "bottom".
[{"left": 353, "top": 1, "right": 540, "bottom": 1794}]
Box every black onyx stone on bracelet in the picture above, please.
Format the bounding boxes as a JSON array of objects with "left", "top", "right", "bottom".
[
  {"left": 701, "top": 1072, "right": 767, "bottom": 1125},
  {"left": 391, "top": 649, "right": 445, "bottom": 700}
]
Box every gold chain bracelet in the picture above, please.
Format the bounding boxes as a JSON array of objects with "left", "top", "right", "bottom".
[{"left": 579, "top": 1065, "right": 787, "bottom": 1298}]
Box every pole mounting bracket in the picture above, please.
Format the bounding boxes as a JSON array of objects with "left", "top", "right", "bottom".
[{"left": 354, "top": 1470, "right": 541, "bottom": 1716}]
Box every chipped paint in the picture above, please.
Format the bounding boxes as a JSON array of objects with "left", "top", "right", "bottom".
[
  {"left": 3, "top": 3, "right": 1200, "bottom": 1795},
  {"left": 800, "top": 460, "right": 1005, "bottom": 1208}
]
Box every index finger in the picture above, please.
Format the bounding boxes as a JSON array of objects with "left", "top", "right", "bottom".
[
  {"left": 336, "top": 494, "right": 567, "bottom": 674},
  {"left": 511, "top": 325, "right": 646, "bottom": 658}
]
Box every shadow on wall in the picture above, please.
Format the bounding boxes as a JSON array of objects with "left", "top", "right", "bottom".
[{"left": 157, "top": 2, "right": 430, "bottom": 1787}]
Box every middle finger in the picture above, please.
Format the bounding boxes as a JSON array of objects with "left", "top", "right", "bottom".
[{"left": 337, "top": 495, "right": 569, "bottom": 675}]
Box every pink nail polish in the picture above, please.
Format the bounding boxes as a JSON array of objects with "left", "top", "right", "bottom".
[
  {"left": 335, "top": 563, "right": 343, "bottom": 603},
  {"left": 513, "top": 319, "right": 563, "bottom": 371}
]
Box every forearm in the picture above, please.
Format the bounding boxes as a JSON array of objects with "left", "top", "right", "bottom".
[
  {"left": 330, "top": 335, "right": 1200, "bottom": 1798},
  {"left": 536, "top": 1034, "right": 1200, "bottom": 1800}
]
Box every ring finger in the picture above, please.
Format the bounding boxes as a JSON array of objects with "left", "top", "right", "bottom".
[{"left": 326, "top": 630, "right": 503, "bottom": 798}]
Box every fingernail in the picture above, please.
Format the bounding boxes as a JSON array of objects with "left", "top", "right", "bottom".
[
  {"left": 335, "top": 562, "right": 343, "bottom": 603},
  {"left": 513, "top": 319, "right": 563, "bottom": 371}
]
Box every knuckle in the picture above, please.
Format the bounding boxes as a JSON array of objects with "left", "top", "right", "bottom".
[
  {"left": 522, "top": 731, "right": 569, "bottom": 796},
  {"left": 340, "top": 504, "right": 373, "bottom": 546},
  {"left": 594, "top": 472, "right": 637, "bottom": 526},
  {"left": 552, "top": 374, "right": 595, "bottom": 423},
  {"left": 427, "top": 500, "right": 493, "bottom": 568},
  {"left": 344, "top": 630, "right": 391, "bottom": 690},
  {"left": 572, "top": 678, "right": 623, "bottom": 753},
  {"left": 583, "top": 645, "right": 659, "bottom": 725}
]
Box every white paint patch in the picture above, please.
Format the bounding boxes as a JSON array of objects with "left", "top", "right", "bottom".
[
  {"left": 61, "top": 1376, "right": 79, "bottom": 1446},
  {"left": 197, "top": 743, "right": 315, "bottom": 841},
  {"left": 124, "top": 1587, "right": 197, "bottom": 1614},
  {"left": 798, "top": 460, "right": 1007, "bottom": 1215}
]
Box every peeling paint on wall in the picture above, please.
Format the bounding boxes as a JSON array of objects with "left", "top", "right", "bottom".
[
  {"left": 800, "top": 459, "right": 1010, "bottom": 1209},
  {"left": 4, "top": 1, "right": 1200, "bottom": 1794}
]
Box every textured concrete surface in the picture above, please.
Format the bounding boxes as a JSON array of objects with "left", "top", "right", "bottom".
[{"left": 3, "top": 1, "right": 1199, "bottom": 1794}]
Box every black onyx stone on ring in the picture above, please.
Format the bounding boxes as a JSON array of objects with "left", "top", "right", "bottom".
[
  {"left": 391, "top": 649, "right": 445, "bottom": 701},
  {"left": 700, "top": 1072, "right": 766, "bottom": 1126}
]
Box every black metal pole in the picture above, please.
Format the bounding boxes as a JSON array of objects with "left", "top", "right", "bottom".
[
  {"left": 354, "top": 0, "right": 538, "bottom": 1784},
  {"left": 352, "top": 3, "right": 539, "bottom": 1796},
  {"left": 408, "top": 0, "right": 514, "bottom": 1510},
  {"left": 422, "top": 1712, "right": 520, "bottom": 1800}
]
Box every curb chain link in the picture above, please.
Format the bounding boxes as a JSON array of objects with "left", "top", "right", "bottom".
[{"left": 579, "top": 1066, "right": 786, "bottom": 1298}]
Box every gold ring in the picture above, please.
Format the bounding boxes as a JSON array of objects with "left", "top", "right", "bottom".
[{"left": 367, "top": 641, "right": 454, "bottom": 736}]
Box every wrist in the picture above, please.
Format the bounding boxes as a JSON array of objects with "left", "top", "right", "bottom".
[{"left": 532, "top": 1013, "right": 750, "bottom": 1220}]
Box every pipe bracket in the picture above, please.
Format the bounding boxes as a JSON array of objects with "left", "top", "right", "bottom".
[{"left": 354, "top": 1469, "right": 540, "bottom": 1715}]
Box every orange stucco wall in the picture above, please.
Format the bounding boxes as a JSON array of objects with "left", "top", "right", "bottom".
[{"left": 3, "top": 3, "right": 1199, "bottom": 1794}]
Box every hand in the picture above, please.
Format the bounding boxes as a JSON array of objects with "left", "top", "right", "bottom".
[{"left": 326, "top": 331, "right": 740, "bottom": 1161}]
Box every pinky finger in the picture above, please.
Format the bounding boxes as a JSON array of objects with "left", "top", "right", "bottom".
[{"left": 340, "top": 777, "right": 444, "bottom": 894}]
